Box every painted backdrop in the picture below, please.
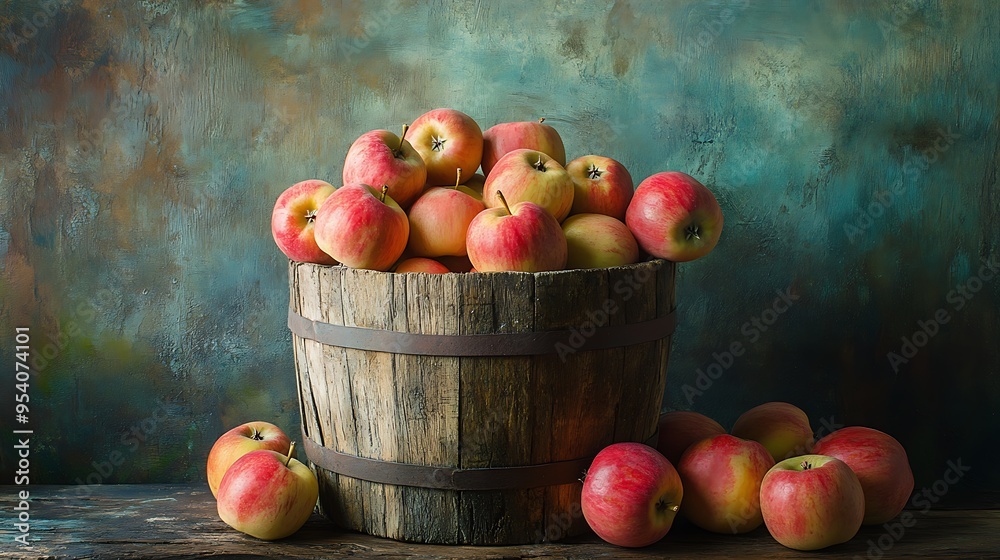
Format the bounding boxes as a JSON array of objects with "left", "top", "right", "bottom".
[{"left": 1, "top": 0, "right": 997, "bottom": 506}]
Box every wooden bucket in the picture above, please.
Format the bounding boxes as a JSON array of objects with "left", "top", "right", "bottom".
[{"left": 287, "top": 258, "right": 676, "bottom": 545}]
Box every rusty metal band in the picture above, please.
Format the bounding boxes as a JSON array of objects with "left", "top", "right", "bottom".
[
  {"left": 302, "top": 430, "right": 659, "bottom": 491},
  {"left": 287, "top": 308, "right": 676, "bottom": 357}
]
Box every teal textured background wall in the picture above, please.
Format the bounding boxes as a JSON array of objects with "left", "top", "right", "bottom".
[{"left": 0, "top": 0, "right": 997, "bottom": 505}]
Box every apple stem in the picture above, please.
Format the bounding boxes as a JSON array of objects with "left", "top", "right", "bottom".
[
  {"left": 496, "top": 190, "right": 512, "bottom": 216},
  {"left": 380, "top": 185, "right": 389, "bottom": 203},
  {"left": 454, "top": 168, "right": 462, "bottom": 189},
  {"left": 398, "top": 124, "right": 410, "bottom": 153},
  {"left": 800, "top": 460, "right": 813, "bottom": 470},
  {"left": 532, "top": 154, "right": 547, "bottom": 172},
  {"left": 669, "top": 504, "right": 680, "bottom": 512},
  {"left": 285, "top": 442, "right": 296, "bottom": 467},
  {"left": 538, "top": 117, "right": 546, "bottom": 124}
]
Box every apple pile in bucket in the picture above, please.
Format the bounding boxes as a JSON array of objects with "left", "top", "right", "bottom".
[
  {"left": 270, "top": 108, "right": 725, "bottom": 272},
  {"left": 580, "top": 402, "right": 914, "bottom": 550}
]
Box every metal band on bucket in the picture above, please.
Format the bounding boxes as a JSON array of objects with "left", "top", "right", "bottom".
[
  {"left": 301, "top": 430, "right": 659, "bottom": 491},
  {"left": 287, "top": 308, "right": 676, "bottom": 357}
]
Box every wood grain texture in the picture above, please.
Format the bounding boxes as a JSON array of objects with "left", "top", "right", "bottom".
[
  {"left": 4, "top": 484, "right": 998, "bottom": 559},
  {"left": 289, "top": 260, "right": 674, "bottom": 544}
]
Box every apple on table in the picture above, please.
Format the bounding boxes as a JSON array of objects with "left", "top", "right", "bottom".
[
  {"left": 216, "top": 442, "right": 319, "bottom": 541},
  {"left": 581, "top": 442, "right": 683, "bottom": 548},
  {"left": 406, "top": 108, "right": 483, "bottom": 186},
  {"left": 481, "top": 118, "right": 566, "bottom": 177},
  {"left": 656, "top": 411, "right": 726, "bottom": 466},
  {"left": 625, "top": 171, "right": 723, "bottom": 262},
  {"left": 566, "top": 155, "right": 633, "bottom": 222},
  {"left": 466, "top": 191, "right": 567, "bottom": 273},
  {"left": 483, "top": 149, "right": 575, "bottom": 222},
  {"left": 813, "top": 426, "right": 914, "bottom": 525},
  {"left": 760, "top": 454, "right": 865, "bottom": 550},
  {"left": 342, "top": 126, "right": 427, "bottom": 210},
  {"left": 313, "top": 183, "right": 409, "bottom": 272},
  {"left": 206, "top": 421, "right": 290, "bottom": 498},
  {"left": 676, "top": 434, "right": 775, "bottom": 534},
  {"left": 561, "top": 213, "right": 638, "bottom": 269},
  {"left": 731, "top": 401, "right": 815, "bottom": 462},
  {"left": 270, "top": 180, "right": 337, "bottom": 265}
]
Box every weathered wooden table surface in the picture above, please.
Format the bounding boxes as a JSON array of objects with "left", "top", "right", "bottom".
[{"left": 2, "top": 484, "right": 997, "bottom": 559}]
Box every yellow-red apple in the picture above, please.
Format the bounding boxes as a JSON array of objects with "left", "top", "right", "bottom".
[
  {"left": 342, "top": 127, "right": 427, "bottom": 210},
  {"left": 566, "top": 155, "right": 633, "bottom": 221},
  {"left": 407, "top": 108, "right": 483, "bottom": 186},
  {"left": 313, "top": 184, "right": 409, "bottom": 272},
  {"left": 216, "top": 443, "right": 319, "bottom": 541},
  {"left": 760, "top": 455, "right": 865, "bottom": 550},
  {"left": 625, "top": 172, "right": 723, "bottom": 262},
  {"left": 270, "top": 180, "right": 337, "bottom": 265},
  {"left": 731, "top": 402, "right": 814, "bottom": 462},
  {"left": 656, "top": 411, "right": 727, "bottom": 466},
  {"left": 481, "top": 118, "right": 566, "bottom": 177},
  {"left": 581, "top": 442, "right": 683, "bottom": 547},
  {"left": 466, "top": 192, "right": 567, "bottom": 273},
  {"left": 483, "top": 149, "right": 574, "bottom": 222},
  {"left": 813, "top": 426, "right": 914, "bottom": 525},
  {"left": 562, "top": 213, "right": 639, "bottom": 269},
  {"left": 207, "top": 421, "right": 290, "bottom": 498},
  {"left": 394, "top": 257, "right": 450, "bottom": 274},
  {"left": 677, "top": 434, "right": 775, "bottom": 534},
  {"left": 406, "top": 170, "right": 485, "bottom": 258}
]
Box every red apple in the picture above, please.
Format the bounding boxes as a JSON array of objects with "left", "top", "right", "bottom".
[
  {"left": 656, "top": 411, "right": 727, "bottom": 466},
  {"left": 625, "top": 171, "right": 723, "bottom": 262},
  {"left": 562, "top": 213, "right": 639, "bottom": 269},
  {"left": 313, "top": 183, "right": 409, "bottom": 271},
  {"left": 406, "top": 170, "right": 486, "bottom": 258},
  {"left": 394, "top": 257, "right": 450, "bottom": 274},
  {"left": 566, "top": 155, "right": 633, "bottom": 221},
  {"left": 407, "top": 108, "right": 483, "bottom": 186},
  {"left": 677, "top": 434, "right": 775, "bottom": 534},
  {"left": 813, "top": 426, "right": 914, "bottom": 525},
  {"left": 731, "top": 402, "right": 814, "bottom": 462},
  {"left": 342, "top": 127, "right": 427, "bottom": 210},
  {"left": 216, "top": 443, "right": 319, "bottom": 540},
  {"left": 483, "top": 149, "right": 574, "bottom": 222},
  {"left": 481, "top": 118, "right": 566, "bottom": 177},
  {"left": 760, "top": 454, "right": 865, "bottom": 550},
  {"left": 581, "top": 442, "right": 683, "bottom": 548},
  {"left": 466, "top": 192, "right": 567, "bottom": 273},
  {"left": 270, "top": 180, "right": 338, "bottom": 265},
  {"left": 206, "top": 421, "right": 291, "bottom": 498}
]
